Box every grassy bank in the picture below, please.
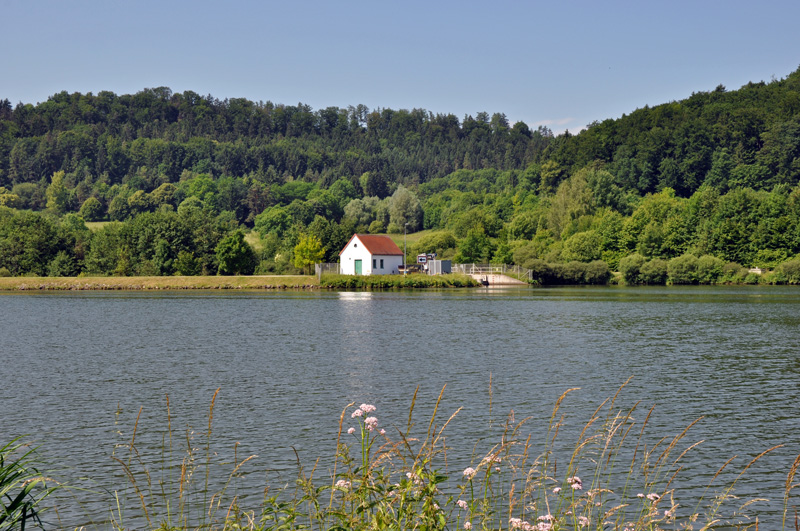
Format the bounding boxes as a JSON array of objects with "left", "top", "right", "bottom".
[
  {"left": 0, "top": 275, "right": 318, "bottom": 291},
  {"left": 0, "top": 273, "right": 479, "bottom": 291},
  {"left": 320, "top": 272, "right": 478, "bottom": 289}
]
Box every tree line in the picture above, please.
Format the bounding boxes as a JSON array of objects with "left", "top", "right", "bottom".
[{"left": 1, "top": 66, "right": 799, "bottom": 282}]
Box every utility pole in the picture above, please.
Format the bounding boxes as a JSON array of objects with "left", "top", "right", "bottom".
[{"left": 404, "top": 222, "right": 408, "bottom": 275}]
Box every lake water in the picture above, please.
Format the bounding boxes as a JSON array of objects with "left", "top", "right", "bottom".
[{"left": 1, "top": 286, "right": 799, "bottom": 529}]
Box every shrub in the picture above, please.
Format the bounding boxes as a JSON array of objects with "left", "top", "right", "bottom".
[
  {"left": 696, "top": 255, "right": 725, "bottom": 284},
  {"left": 639, "top": 258, "right": 668, "bottom": 285},
  {"left": 583, "top": 260, "right": 611, "bottom": 284},
  {"left": 525, "top": 259, "right": 555, "bottom": 285},
  {"left": 776, "top": 258, "right": 800, "bottom": 284},
  {"left": 721, "top": 261, "right": 748, "bottom": 283},
  {"left": 619, "top": 253, "right": 646, "bottom": 285},
  {"left": 667, "top": 254, "right": 698, "bottom": 285},
  {"left": 0, "top": 266, "right": 11, "bottom": 277}
]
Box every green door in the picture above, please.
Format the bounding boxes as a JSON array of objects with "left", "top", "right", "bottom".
[{"left": 354, "top": 259, "right": 362, "bottom": 275}]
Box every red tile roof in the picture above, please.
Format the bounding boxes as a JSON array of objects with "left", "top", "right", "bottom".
[{"left": 340, "top": 234, "right": 404, "bottom": 256}]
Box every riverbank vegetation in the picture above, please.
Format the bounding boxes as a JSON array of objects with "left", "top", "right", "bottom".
[
  {"left": 0, "top": 274, "right": 316, "bottom": 291},
  {"left": 320, "top": 272, "right": 477, "bottom": 289},
  {"left": 2, "top": 68, "right": 800, "bottom": 282},
  {"left": 12, "top": 384, "right": 800, "bottom": 530}
]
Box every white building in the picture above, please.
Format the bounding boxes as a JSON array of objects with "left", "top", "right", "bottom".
[{"left": 339, "top": 234, "right": 404, "bottom": 275}]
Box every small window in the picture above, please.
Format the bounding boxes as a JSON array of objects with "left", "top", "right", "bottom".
[
  {"left": 373, "top": 259, "right": 377, "bottom": 268},
  {"left": 380, "top": 259, "right": 384, "bottom": 269}
]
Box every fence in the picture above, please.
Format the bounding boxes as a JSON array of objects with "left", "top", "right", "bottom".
[
  {"left": 451, "top": 263, "right": 533, "bottom": 282},
  {"left": 316, "top": 262, "right": 533, "bottom": 282},
  {"left": 315, "top": 263, "right": 340, "bottom": 275}
]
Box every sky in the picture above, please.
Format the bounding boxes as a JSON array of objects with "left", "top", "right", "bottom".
[{"left": 2, "top": 0, "right": 799, "bottom": 134}]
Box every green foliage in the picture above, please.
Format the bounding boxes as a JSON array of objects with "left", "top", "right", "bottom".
[
  {"left": 667, "top": 253, "right": 699, "bottom": 284},
  {"left": 216, "top": 230, "right": 256, "bottom": 275},
  {"left": 776, "top": 258, "right": 800, "bottom": 284},
  {"left": 618, "top": 253, "right": 647, "bottom": 285},
  {"left": 79, "top": 196, "right": 104, "bottom": 221},
  {"left": 45, "top": 170, "right": 71, "bottom": 214},
  {"left": 0, "top": 438, "right": 57, "bottom": 529},
  {"left": 5, "top": 71, "right": 800, "bottom": 279},
  {"left": 174, "top": 250, "right": 201, "bottom": 276},
  {"left": 561, "top": 230, "right": 601, "bottom": 262},
  {"left": 454, "top": 227, "right": 493, "bottom": 263},
  {"left": 639, "top": 258, "right": 668, "bottom": 285},
  {"left": 388, "top": 185, "right": 423, "bottom": 232},
  {"left": 47, "top": 250, "right": 79, "bottom": 277},
  {"left": 696, "top": 254, "right": 725, "bottom": 284},
  {"left": 292, "top": 233, "right": 325, "bottom": 274},
  {"left": 321, "top": 273, "right": 476, "bottom": 289},
  {"left": 367, "top": 219, "right": 385, "bottom": 234}
]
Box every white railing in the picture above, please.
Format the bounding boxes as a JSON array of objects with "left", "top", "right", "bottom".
[{"left": 452, "top": 263, "right": 533, "bottom": 281}]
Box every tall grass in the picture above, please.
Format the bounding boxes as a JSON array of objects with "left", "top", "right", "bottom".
[
  {"left": 104, "top": 383, "right": 798, "bottom": 530},
  {"left": 0, "top": 437, "right": 57, "bottom": 530}
]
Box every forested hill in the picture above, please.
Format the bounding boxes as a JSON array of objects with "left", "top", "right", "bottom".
[
  {"left": 541, "top": 66, "right": 800, "bottom": 198},
  {"left": 0, "top": 90, "right": 549, "bottom": 195},
  {"left": 1, "top": 67, "right": 800, "bottom": 282}
]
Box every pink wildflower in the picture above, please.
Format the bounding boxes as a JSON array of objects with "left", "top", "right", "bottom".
[
  {"left": 636, "top": 493, "right": 644, "bottom": 498},
  {"left": 351, "top": 409, "right": 363, "bottom": 418},
  {"left": 646, "top": 493, "right": 661, "bottom": 502},
  {"left": 379, "top": 428, "right": 386, "bottom": 435},
  {"left": 552, "top": 487, "right": 561, "bottom": 494},
  {"left": 464, "top": 522, "right": 472, "bottom": 530},
  {"left": 360, "top": 403, "right": 376, "bottom": 413},
  {"left": 537, "top": 514, "right": 553, "bottom": 522},
  {"left": 457, "top": 499, "right": 468, "bottom": 510},
  {"left": 347, "top": 427, "right": 355, "bottom": 435},
  {"left": 567, "top": 476, "right": 582, "bottom": 490},
  {"left": 578, "top": 515, "right": 590, "bottom": 527},
  {"left": 364, "top": 416, "right": 378, "bottom": 431},
  {"left": 463, "top": 467, "right": 476, "bottom": 479},
  {"left": 335, "top": 479, "right": 351, "bottom": 490}
]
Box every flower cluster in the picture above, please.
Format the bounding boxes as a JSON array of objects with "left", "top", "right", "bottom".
[
  {"left": 567, "top": 476, "right": 583, "bottom": 490},
  {"left": 463, "top": 467, "right": 476, "bottom": 480},
  {"left": 457, "top": 499, "right": 468, "bottom": 510},
  {"left": 509, "top": 515, "right": 559, "bottom": 531},
  {"left": 334, "top": 479, "right": 351, "bottom": 490},
  {"left": 348, "top": 404, "right": 384, "bottom": 434}
]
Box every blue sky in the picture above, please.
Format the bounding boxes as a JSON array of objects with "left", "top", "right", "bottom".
[{"left": 3, "top": 1, "right": 799, "bottom": 133}]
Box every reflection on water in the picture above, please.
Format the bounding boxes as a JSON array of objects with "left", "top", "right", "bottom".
[{"left": 1, "top": 287, "right": 799, "bottom": 528}]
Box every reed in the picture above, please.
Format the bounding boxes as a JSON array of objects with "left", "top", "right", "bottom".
[
  {"left": 0, "top": 437, "right": 57, "bottom": 530},
  {"left": 99, "top": 383, "right": 800, "bottom": 530}
]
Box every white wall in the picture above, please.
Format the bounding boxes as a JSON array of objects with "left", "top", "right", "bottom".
[
  {"left": 340, "top": 236, "right": 373, "bottom": 275},
  {"left": 340, "top": 236, "right": 404, "bottom": 275}
]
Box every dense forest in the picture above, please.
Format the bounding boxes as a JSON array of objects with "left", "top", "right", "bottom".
[{"left": 1, "top": 66, "right": 800, "bottom": 283}]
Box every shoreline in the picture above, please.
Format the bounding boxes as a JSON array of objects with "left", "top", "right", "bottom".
[
  {"left": 0, "top": 273, "right": 481, "bottom": 291},
  {"left": 0, "top": 275, "right": 319, "bottom": 291}
]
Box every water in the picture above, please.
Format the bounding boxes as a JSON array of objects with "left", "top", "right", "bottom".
[{"left": 1, "top": 286, "right": 799, "bottom": 528}]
